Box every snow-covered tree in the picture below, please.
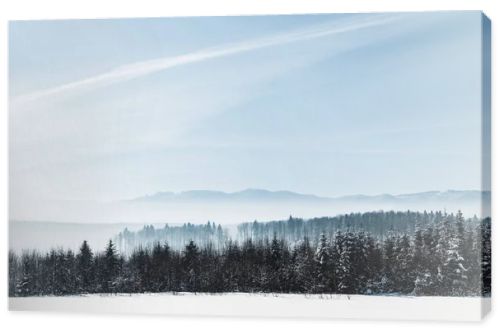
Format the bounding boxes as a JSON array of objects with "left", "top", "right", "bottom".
[
  {"left": 76, "top": 240, "right": 94, "bottom": 293},
  {"left": 314, "top": 233, "right": 332, "bottom": 293},
  {"left": 183, "top": 240, "right": 200, "bottom": 291}
]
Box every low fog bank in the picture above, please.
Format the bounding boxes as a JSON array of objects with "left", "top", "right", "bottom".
[
  {"left": 9, "top": 221, "right": 161, "bottom": 254},
  {"left": 9, "top": 194, "right": 488, "bottom": 253}
]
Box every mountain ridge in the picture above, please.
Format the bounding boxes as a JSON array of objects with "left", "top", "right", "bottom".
[{"left": 131, "top": 188, "right": 488, "bottom": 203}]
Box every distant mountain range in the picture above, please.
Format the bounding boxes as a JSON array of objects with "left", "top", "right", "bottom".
[
  {"left": 131, "top": 188, "right": 489, "bottom": 205},
  {"left": 131, "top": 188, "right": 324, "bottom": 202},
  {"left": 10, "top": 189, "right": 489, "bottom": 228}
]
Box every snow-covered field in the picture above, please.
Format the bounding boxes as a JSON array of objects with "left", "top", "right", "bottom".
[{"left": 9, "top": 293, "right": 490, "bottom": 321}]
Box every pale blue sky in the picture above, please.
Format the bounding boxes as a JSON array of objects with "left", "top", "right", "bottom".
[{"left": 9, "top": 12, "right": 485, "bottom": 202}]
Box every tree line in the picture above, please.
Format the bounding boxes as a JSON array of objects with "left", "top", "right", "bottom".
[
  {"left": 113, "top": 210, "right": 481, "bottom": 255},
  {"left": 237, "top": 210, "right": 481, "bottom": 244},
  {"left": 9, "top": 211, "right": 490, "bottom": 297}
]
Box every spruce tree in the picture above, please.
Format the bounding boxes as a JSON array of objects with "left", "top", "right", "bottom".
[
  {"left": 8, "top": 251, "right": 18, "bottom": 297},
  {"left": 382, "top": 236, "right": 397, "bottom": 292},
  {"left": 439, "top": 216, "right": 467, "bottom": 296},
  {"left": 183, "top": 240, "right": 200, "bottom": 291},
  {"left": 76, "top": 240, "right": 94, "bottom": 293},
  {"left": 480, "top": 218, "right": 492, "bottom": 296},
  {"left": 17, "top": 252, "right": 37, "bottom": 296},
  {"left": 394, "top": 235, "right": 414, "bottom": 294},
  {"left": 102, "top": 240, "right": 119, "bottom": 293},
  {"left": 314, "top": 233, "right": 331, "bottom": 293},
  {"left": 293, "top": 237, "right": 316, "bottom": 292}
]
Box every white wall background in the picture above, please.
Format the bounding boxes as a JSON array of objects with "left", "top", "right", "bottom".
[{"left": 0, "top": 0, "right": 498, "bottom": 333}]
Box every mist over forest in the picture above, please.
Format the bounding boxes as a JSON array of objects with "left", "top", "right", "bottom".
[{"left": 9, "top": 189, "right": 489, "bottom": 253}]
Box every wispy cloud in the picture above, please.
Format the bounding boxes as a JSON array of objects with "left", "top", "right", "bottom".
[{"left": 12, "top": 14, "right": 401, "bottom": 105}]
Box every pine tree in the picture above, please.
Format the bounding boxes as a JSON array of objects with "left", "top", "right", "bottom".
[
  {"left": 62, "top": 250, "right": 77, "bottom": 294},
  {"left": 16, "top": 252, "right": 38, "bottom": 296},
  {"left": 439, "top": 216, "right": 467, "bottom": 296},
  {"left": 76, "top": 240, "right": 94, "bottom": 293},
  {"left": 336, "top": 232, "right": 358, "bottom": 294},
  {"left": 293, "top": 237, "right": 316, "bottom": 293},
  {"left": 150, "top": 242, "right": 171, "bottom": 292},
  {"left": 183, "top": 240, "right": 200, "bottom": 291},
  {"left": 9, "top": 251, "right": 18, "bottom": 297},
  {"left": 394, "top": 235, "right": 414, "bottom": 294},
  {"left": 130, "top": 247, "right": 150, "bottom": 292},
  {"left": 53, "top": 250, "right": 71, "bottom": 295},
  {"left": 150, "top": 243, "right": 163, "bottom": 292},
  {"left": 382, "top": 236, "right": 397, "bottom": 292},
  {"left": 265, "top": 235, "right": 284, "bottom": 292},
  {"left": 363, "top": 236, "right": 383, "bottom": 294},
  {"left": 314, "top": 233, "right": 332, "bottom": 293},
  {"left": 102, "top": 240, "right": 119, "bottom": 293},
  {"left": 456, "top": 211, "right": 466, "bottom": 256},
  {"left": 480, "top": 218, "right": 491, "bottom": 296}
]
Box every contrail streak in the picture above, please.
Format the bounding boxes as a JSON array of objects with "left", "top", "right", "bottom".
[{"left": 12, "top": 14, "right": 400, "bottom": 105}]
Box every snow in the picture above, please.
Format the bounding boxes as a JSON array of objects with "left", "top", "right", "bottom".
[{"left": 9, "top": 293, "right": 490, "bottom": 321}]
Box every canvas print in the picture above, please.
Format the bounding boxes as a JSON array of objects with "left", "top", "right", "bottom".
[{"left": 9, "top": 11, "right": 491, "bottom": 321}]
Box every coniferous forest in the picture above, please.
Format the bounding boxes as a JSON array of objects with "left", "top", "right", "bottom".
[{"left": 9, "top": 211, "right": 491, "bottom": 298}]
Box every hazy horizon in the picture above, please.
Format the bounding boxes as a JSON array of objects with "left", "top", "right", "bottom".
[
  {"left": 129, "top": 187, "right": 486, "bottom": 199},
  {"left": 9, "top": 188, "right": 487, "bottom": 226}
]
